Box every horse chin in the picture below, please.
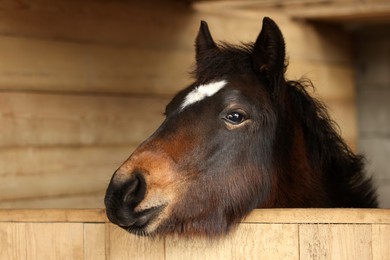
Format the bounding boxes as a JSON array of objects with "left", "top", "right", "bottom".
[{"left": 118, "top": 204, "right": 167, "bottom": 236}]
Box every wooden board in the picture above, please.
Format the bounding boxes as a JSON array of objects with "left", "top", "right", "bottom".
[
  {"left": 0, "top": 146, "right": 132, "bottom": 203},
  {"left": 299, "top": 224, "right": 372, "bottom": 260},
  {"left": 1, "top": 208, "right": 390, "bottom": 224},
  {"left": 0, "top": 209, "right": 389, "bottom": 260},
  {"left": 0, "top": 93, "right": 167, "bottom": 147},
  {"left": 0, "top": 35, "right": 193, "bottom": 95}
]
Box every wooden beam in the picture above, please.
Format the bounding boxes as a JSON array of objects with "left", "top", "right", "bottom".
[{"left": 1, "top": 208, "right": 389, "bottom": 224}]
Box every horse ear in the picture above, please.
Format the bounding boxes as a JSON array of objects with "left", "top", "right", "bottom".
[
  {"left": 195, "top": 21, "right": 218, "bottom": 63},
  {"left": 252, "top": 17, "right": 286, "bottom": 78}
]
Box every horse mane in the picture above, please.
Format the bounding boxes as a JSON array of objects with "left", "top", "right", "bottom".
[
  {"left": 287, "top": 80, "right": 378, "bottom": 207},
  {"left": 193, "top": 42, "right": 377, "bottom": 208}
]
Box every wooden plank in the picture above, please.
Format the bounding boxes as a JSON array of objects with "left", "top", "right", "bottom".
[
  {"left": 0, "top": 92, "right": 167, "bottom": 147},
  {"left": 286, "top": 2, "right": 390, "bottom": 23},
  {"left": 0, "top": 36, "right": 193, "bottom": 95},
  {"left": 0, "top": 0, "right": 195, "bottom": 50},
  {"left": 372, "top": 224, "right": 390, "bottom": 260},
  {"left": 0, "top": 145, "right": 131, "bottom": 180},
  {"left": 1, "top": 209, "right": 389, "bottom": 224},
  {"left": 0, "top": 2, "right": 356, "bottom": 95},
  {"left": 0, "top": 146, "right": 132, "bottom": 203},
  {"left": 165, "top": 223, "right": 299, "bottom": 260},
  {"left": 25, "top": 223, "right": 84, "bottom": 259},
  {"left": 0, "top": 223, "right": 27, "bottom": 260},
  {"left": 299, "top": 224, "right": 372, "bottom": 260},
  {"left": 106, "top": 223, "right": 165, "bottom": 260},
  {"left": 243, "top": 209, "right": 390, "bottom": 224},
  {"left": 84, "top": 223, "right": 106, "bottom": 260},
  {"left": 0, "top": 193, "right": 105, "bottom": 209},
  {"left": 0, "top": 209, "right": 107, "bottom": 223},
  {"left": 0, "top": 172, "right": 107, "bottom": 201}
]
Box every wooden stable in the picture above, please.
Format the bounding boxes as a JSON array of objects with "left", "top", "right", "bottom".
[
  {"left": 1, "top": 209, "right": 389, "bottom": 259},
  {"left": 3, "top": 0, "right": 388, "bottom": 208}
]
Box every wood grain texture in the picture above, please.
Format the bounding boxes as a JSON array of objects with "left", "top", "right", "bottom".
[
  {"left": 84, "top": 224, "right": 106, "bottom": 260},
  {"left": 243, "top": 208, "right": 390, "bottom": 224},
  {"left": 1, "top": 209, "right": 390, "bottom": 259},
  {"left": 0, "top": 0, "right": 195, "bottom": 50},
  {"left": 0, "top": 146, "right": 132, "bottom": 202},
  {"left": 0, "top": 35, "right": 193, "bottom": 95},
  {"left": 0, "top": 223, "right": 27, "bottom": 260},
  {"left": 0, "top": 208, "right": 107, "bottom": 223},
  {"left": 0, "top": 93, "right": 167, "bottom": 147},
  {"left": 299, "top": 224, "right": 372, "bottom": 260},
  {"left": 372, "top": 224, "right": 390, "bottom": 260},
  {"left": 0, "top": 193, "right": 105, "bottom": 209},
  {"left": 106, "top": 223, "right": 165, "bottom": 260},
  {"left": 166, "top": 224, "right": 299, "bottom": 260},
  {"left": 25, "top": 223, "right": 84, "bottom": 259},
  {"left": 1, "top": 208, "right": 389, "bottom": 224}
]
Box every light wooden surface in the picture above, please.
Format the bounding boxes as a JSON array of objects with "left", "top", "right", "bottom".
[
  {"left": 0, "top": 209, "right": 389, "bottom": 260},
  {"left": 0, "top": 0, "right": 360, "bottom": 208},
  {"left": 1, "top": 208, "right": 390, "bottom": 224}
]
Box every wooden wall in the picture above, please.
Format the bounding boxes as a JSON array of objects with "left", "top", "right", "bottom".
[
  {"left": 0, "top": 0, "right": 358, "bottom": 208},
  {"left": 1, "top": 209, "right": 389, "bottom": 259},
  {"left": 356, "top": 25, "right": 390, "bottom": 208}
]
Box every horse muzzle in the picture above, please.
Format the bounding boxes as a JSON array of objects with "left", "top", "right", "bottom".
[{"left": 104, "top": 170, "right": 165, "bottom": 235}]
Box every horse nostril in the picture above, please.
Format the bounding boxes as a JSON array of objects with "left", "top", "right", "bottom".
[{"left": 122, "top": 173, "right": 146, "bottom": 206}]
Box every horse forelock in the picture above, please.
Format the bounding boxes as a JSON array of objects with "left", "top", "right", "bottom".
[{"left": 193, "top": 42, "right": 256, "bottom": 84}]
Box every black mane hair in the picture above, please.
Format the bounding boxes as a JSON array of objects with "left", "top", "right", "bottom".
[{"left": 287, "top": 80, "right": 378, "bottom": 207}]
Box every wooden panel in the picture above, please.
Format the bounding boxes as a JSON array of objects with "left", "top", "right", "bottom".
[
  {"left": 0, "top": 145, "right": 131, "bottom": 181},
  {"left": 84, "top": 224, "right": 106, "bottom": 260},
  {"left": 0, "top": 209, "right": 107, "bottom": 223},
  {"left": 0, "top": 223, "right": 27, "bottom": 260},
  {"left": 0, "top": 146, "right": 132, "bottom": 203},
  {"left": 286, "top": 2, "right": 390, "bottom": 23},
  {"left": 0, "top": 193, "right": 105, "bottom": 209},
  {"left": 26, "top": 223, "right": 84, "bottom": 259},
  {"left": 0, "top": 0, "right": 195, "bottom": 51},
  {"left": 2, "top": 209, "right": 389, "bottom": 224},
  {"left": 372, "top": 224, "right": 390, "bottom": 260},
  {"left": 106, "top": 224, "right": 165, "bottom": 260},
  {"left": 0, "top": 222, "right": 91, "bottom": 259},
  {"left": 1, "top": 210, "right": 390, "bottom": 259},
  {"left": 165, "top": 223, "right": 299, "bottom": 260},
  {"left": 299, "top": 224, "right": 372, "bottom": 260},
  {"left": 0, "top": 36, "right": 193, "bottom": 95},
  {"left": 243, "top": 208, "right": 390, "bottom": 224},
  {"left": 0, "top": 93, "right": 167, "bottom": 147}
]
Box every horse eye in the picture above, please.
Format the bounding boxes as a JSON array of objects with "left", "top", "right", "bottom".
[{"left": 225, "top": 112, "right": 246, "bottom": 125}]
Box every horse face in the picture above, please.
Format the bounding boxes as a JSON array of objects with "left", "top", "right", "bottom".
[{"left": 105, "top": 17, "right": 285, "bottom": 236}]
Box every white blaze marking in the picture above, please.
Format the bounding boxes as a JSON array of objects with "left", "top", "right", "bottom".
[{"left": 180, "top": 80, "right": 227, "bottom": 111}]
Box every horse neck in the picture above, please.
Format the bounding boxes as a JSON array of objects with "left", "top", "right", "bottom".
[{"left": 262, "top": 97, "right": 332, "bottom": 208}]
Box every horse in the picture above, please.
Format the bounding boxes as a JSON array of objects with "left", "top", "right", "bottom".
[{"left": 104, "top": 17, "right": 378, "bottom": 237}]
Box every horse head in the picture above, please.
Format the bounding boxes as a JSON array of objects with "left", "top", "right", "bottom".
[{"left": 104, "top": 17, "right": 378, "bottom": 237}]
